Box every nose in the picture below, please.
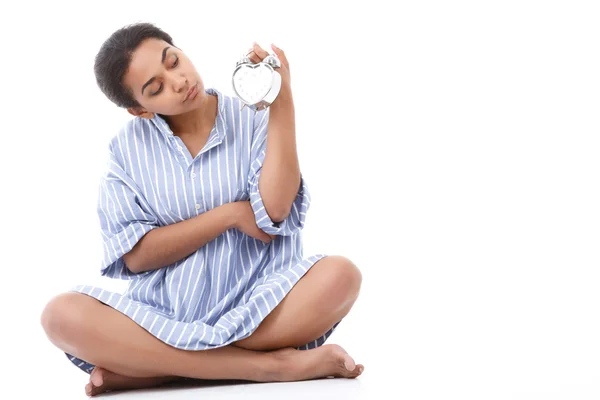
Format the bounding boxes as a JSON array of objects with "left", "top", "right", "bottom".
[{"left": 172, "top": 74, "right": 187, "bottom": 93}]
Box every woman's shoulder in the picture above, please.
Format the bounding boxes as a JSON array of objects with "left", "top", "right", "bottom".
[
  {"left": 103, "top": 116, "right": 158, "bottom": 162},
  {"left": 114, "top": 115, "right": 161, "bottom": 141}
]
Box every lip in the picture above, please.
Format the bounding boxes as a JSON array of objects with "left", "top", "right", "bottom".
[{"left": 184, "top": 84, "right": 198, "bottom": 102}]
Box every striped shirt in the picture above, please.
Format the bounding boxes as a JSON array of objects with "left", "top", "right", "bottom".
[{"left": 65, "top": 88, "right": 336, "bottom": 374}]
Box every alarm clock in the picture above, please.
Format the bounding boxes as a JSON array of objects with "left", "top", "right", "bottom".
[{"left": 232, "top": 51, "right": 282, "bottom": 111}]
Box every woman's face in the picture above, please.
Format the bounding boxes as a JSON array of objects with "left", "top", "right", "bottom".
[{"left": 123, "top": 38, "right": 205, "bottom": 117}]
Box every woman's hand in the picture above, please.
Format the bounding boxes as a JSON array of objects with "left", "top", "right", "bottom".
[
  {"left": 230, "top": 201, "right": 276, "bottom": 244},
  {"left": 247, "top": 42, "right": 291, "bottom": 90}
]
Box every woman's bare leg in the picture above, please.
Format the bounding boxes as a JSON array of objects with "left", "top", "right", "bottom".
[
  {"left": 41, "top": 292, "right": 362, "bottom": 395},
  {"left": 41, "top": 292, "right": 276, "bottom": 379},
  {"left": 235, "top": 255, "right": 362, "bottom": 350},
  {"left": 41, "top": 255, "right": 363, "bottom": 395}
]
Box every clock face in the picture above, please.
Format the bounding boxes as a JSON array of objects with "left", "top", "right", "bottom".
[{"left": 232, "top": 62, "right": 276, "bottom": 106}]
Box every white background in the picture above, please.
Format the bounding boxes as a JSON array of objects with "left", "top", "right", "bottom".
[{"left": 1, "top": 0, "right": 599, "bottom": 399}]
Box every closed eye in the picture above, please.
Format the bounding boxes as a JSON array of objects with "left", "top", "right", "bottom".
[
  {"left": 152, "top": 83, "right": 163, "bottom": 96},
  {"left": 151, "top": 57, "right": 179, "bottom": 96}
]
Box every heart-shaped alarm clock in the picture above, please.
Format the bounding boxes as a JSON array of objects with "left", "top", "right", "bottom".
[{"left": 232, "top": 52, "right": 282, "bottom": 111}]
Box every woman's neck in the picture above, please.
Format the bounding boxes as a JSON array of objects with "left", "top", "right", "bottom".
[{"left": 165, "top": 93, "right": 217, "bottom": 136}]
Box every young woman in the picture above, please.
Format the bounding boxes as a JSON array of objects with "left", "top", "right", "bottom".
[{"left": 41, "top": 22, "right": 364, "bottom": 396}]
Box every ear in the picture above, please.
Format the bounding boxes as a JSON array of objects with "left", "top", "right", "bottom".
[{"left": 127, "top": 107, "right": 155, "bottom": 119}]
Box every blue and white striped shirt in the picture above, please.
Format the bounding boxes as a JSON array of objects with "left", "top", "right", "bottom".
[{"left": 66, "top": 88, "right": 335, "bottom": 374}]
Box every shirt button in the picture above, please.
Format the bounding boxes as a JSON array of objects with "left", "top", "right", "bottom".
[
  {"left": 195, "top": 204, "right": 201, "bottom": 210},
  {"left": 191, "top": 172, "right": 196, "bottom": 178},
  {"left": 177, "top": 145, "right": 183, "bottom": 151}
]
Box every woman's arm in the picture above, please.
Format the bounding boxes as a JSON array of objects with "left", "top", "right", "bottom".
[
  {"left": 123, "top": 204, "right": 236, "bottom": 274},
  {"left": 124, "top": 201, "right": 273, "bottom": 274},
  {"left": 258, "top": 85, "right": 301, "bottom": 222},
  {"left": 251, "top": 44, "right": 301, "bottom": 222}
]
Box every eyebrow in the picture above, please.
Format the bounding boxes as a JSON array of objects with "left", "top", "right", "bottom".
[{"left": 141, "top": 46, "right": 172, "bottom": 95}]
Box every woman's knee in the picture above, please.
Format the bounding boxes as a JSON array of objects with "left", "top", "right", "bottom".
[
  {"left": 40, "top": 292, "right": 92, "bottom": 346},
  {"left": 318, "top": 255, "right": 362, "bottom": 307}
]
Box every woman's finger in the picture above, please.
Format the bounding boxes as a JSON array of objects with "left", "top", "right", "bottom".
[
  {"left": 246, "top": 47, "right": 261, "bottom": 64},
  {"left": 252, "top": 42, "right": 270, "bottom": 60},
  {"left": 261, "top": 232, "right": 272, "bottom": 243},
  {"left": 270, "top": 44, "right": 288, "bottom": 67}
]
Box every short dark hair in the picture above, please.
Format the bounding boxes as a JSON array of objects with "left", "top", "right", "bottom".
[{"left": 94, "top": 22, "right": 175, "bottom": 109}]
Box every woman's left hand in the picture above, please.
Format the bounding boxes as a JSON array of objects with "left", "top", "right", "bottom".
[{"left": 247, "top": 42, "right": 291, "bottom": 91}]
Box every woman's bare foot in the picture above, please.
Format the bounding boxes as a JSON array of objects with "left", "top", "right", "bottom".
[
  {"left": 85, "top": 367, "right": 181, "bottom": 397},
  {"left": 270, "top": 344, "right": 364, "bottom": 381},
  {"left": 84, "top": 344, "right": 362, "bottom": 396}
]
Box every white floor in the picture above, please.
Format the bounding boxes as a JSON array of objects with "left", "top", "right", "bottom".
[
  {"left": 78, "top": 378, "right": 368, "bottom": 400},
  {"left": 30, "top": 366, "right": 600, "bottom": 400},
  {"left": 27, "top": 335, "right": 600, "bottom": 400}
]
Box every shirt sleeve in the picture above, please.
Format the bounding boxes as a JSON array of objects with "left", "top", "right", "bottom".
[
  {"left": 247, "top": 108, "right": 311, "bottom": 236},
  {"left": 97, "top": 142, "right": 159, "bottom": 279}
]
